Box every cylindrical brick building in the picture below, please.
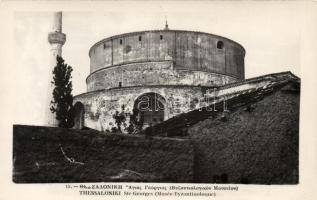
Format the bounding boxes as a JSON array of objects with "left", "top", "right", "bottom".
[{"left": 74, "top": 29, "right": 245, "bottom": 131}]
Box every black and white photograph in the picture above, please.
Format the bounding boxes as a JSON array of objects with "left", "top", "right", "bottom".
[{"left": 1, "top": 0, "right": 317, "bottom": 199}]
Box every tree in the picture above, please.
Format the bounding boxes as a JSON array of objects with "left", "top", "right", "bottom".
[
  {"left": 126, "top": 108, "right": 144, "bottom": 134},
  {"left": 50, "top": 55, "right": 74, "bottom": 128},
  {"left": 112, "top": 105, "right": 127, "bottom": 133}
]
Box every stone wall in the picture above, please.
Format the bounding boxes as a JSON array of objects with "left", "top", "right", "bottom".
[
  {"left": 74, "top": 86, "right": 209, "bottom": 131},
  {"left": 13, "top": 125, "right": 194, "bottom": 183},
  {"left": 89, "top": 30, "right": 245, "bottom": 80},
  {"left": 86, "top": 61, "right": 238, "bottom": 91},
  {"left": 188, "top": 84, "right": 299, "bottom": 184}
]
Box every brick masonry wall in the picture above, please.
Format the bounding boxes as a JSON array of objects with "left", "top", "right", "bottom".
[
  {"left": 86, "top": 61, "right": 238, "bottom": 91},
  {"left": 74, "top": 86, "right": 209, "bottom": 131},
  {"left": 187, "top": 85, "right": 299, "bottom": 184},
  {"left": 13, "top": 125, "right": 194, "bottom": 183},
  {"left": 89, "top": 30, "right": 245, "bottom": 80}
]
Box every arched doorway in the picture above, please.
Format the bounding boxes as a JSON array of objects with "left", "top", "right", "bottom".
[
  {"left": 134, "top": 93, "right": 166, "bottom": 126},
  {"left": 73, "top": 102, "right": 85, "bottom": 129}
]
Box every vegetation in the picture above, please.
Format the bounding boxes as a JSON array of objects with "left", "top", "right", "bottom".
[
  {"left": 111, "top": 105, "right": 144, "bottom": 134},
  {"left": 50, "top": 55, "right": 74, "bottom": 128},
  {"left": 112, "top": 105, "right": 127, "bottom": 133},
  {"left": 126, "top": 108, "right": 144, "bottom": 134}
]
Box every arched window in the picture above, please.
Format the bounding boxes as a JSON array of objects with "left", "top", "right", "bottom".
[
  {"left": 72, "top": 102, "right": 85, "bottom": 129},
  {"left": 134, "top": 93, "right": 166, "bottom": 126},
  {"left": 217, "top": 41, "right": 224, "bottom": 49}
]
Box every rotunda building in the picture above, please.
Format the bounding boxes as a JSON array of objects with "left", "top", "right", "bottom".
[{"left": 74, "top": 28, "right": 245, "bottom": 131}]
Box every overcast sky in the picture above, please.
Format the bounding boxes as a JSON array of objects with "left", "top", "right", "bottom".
[{"left": 11, "top": 1, "right": 310, "bottom": 125}]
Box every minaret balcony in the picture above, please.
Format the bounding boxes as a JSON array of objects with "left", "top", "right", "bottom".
[{"left": 48, "top": 32, "right": 66, "bottom": 45}]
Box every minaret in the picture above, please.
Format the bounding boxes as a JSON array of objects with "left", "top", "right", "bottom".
[{"left": 46, "top": 12, "right": 66, "bottom": 126}]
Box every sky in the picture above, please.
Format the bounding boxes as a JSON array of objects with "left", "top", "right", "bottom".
[{"left": 9, "top": 1, "right": 311, "bottom": 125}]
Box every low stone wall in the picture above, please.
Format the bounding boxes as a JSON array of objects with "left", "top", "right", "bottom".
[{"left": 13, "top": 125, "right": 194, "bottom": 183}]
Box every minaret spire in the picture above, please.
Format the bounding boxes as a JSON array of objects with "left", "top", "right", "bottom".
[{"left": 46, "top": 11, "right": 66, "bottom": 126}]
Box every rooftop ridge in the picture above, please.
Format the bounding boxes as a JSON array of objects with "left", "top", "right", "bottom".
[{"left": 215, "top": 71, "right": 299, "bottom": 91}]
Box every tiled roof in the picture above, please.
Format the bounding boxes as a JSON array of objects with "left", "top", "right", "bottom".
[{"left": 142, "top": 72, "right": 300, "bottom": 137}]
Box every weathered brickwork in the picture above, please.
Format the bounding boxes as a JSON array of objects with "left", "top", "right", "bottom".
[
  {"left": 75, "top": 86, "right": 208, "bottom": 131},
  {"left": 188, "top": 84, "right": 299, "bottom": 184},
  {"left": 87, "top": 61, "right": 238, "bottom": 91}
]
